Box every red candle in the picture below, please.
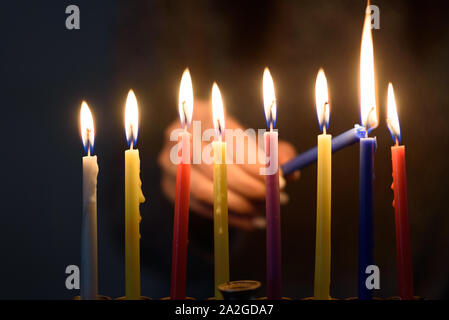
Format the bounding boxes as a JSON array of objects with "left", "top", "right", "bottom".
[
  {"left": 387, "top": 83, "right": 413, "bottom": 300},
  {"left": 170, "top": 69, "right": 194, "bottom": 300}
]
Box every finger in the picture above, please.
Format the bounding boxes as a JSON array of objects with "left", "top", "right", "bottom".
[
  {"left": 278, "top": 140, "right": 297, "bottom": 165},
  {"left": 228, "top": 215, "right": 257, "bottom": 231},
  {"left": 189, "top": 196, "right": 213, "bottom": 219},
  {"left": 278, "top": 140, "right": 300, "bottom": 182},
  {"left": 226, "top": 164, "right": 266, "bottom": 200},
  {"left": 283, "top": 170, "right": 301, "bottom": 181},
  {"left": 158, "top": 145, "right": 177, "bottom": 177},
  {"left": 161, "top": 173, "right": 176, "bottom": 202}
]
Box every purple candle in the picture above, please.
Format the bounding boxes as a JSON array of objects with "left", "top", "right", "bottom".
[{"left": 263, "top": 68, "right": 282, "bottom": 299}]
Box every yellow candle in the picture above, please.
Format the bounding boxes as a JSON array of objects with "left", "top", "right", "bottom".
[
  {"left": 124, "top": 90, "right": 145, "bottom": 300},
  {"left": 212, "top": 83, "right": 230, "bottom": 300},
  {"left": 213, "top": 141, "right": 229, "bottom": 299},
  {"left": 314, "top": 133, "right": 331, "bottom": 299},
  {"left": 314, "top": 69, "right": 332, "bottom": 299}
]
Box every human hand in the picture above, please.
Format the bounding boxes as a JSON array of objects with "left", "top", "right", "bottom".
[{"left": 159, "top": 100, "right": 298, "bottom": 230}]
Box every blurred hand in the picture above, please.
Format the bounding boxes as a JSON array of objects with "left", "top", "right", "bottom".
[{"left": 159, "top": 100, "right": 298, "bottom": 230}]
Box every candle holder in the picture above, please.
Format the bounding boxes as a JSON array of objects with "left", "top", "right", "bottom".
[
  {"left": 218, "top": 280, "right": 261, "bottom": 300},
  {"left": 386, "top": 296, "right": 424, "bottom": 300},
  {"left": 345, "top": 297, "right": 384, "bottom": 300},
  {"left": 115, "top": 296, "right": 152, "bottom": 300},
  {"left": 257, "top": 297, "right": 293, "bottom": 300},
  {"left": 301, "top": 297, "right": 338, "bottom": 300},
  {"left": 73, "top": 295, "right": 111, "bottom": 300}
]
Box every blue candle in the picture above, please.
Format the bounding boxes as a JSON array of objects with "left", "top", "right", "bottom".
[
  {"left": 357, "top": 2, "right": 378, "bottom": 300},
  {"left": 281, "top": 125, "right": 366, "bottom": 176},
  {"left": 358, "top": 137, "right": 376, "bottom": 300}
]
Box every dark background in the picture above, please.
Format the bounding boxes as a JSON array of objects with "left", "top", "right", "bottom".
[{"left": 1, "top": 0, "right": 448, "bottom": 299}]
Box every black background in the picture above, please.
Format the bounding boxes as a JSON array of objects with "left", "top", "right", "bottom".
[{"left": 1, "top": 0, "right": 448, "bottom": 299}]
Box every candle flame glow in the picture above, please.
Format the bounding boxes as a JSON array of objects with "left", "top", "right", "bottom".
[
  {"left": 315, "top": 68, "right": 330, "bottom": 132},
  {"left": 263, "top": 68, "right": 277, "bottom": 130},
  {"left": 125, "top": 89, "right": 139, "bottom": 147},
  {"left": 80, "top": 101, "right": 95, "bottom": 155},
  {"left": 178, "top": 68, "right": 194, "bottom": 129},
  {"left": 212, "top": 82, "right": 225, "bottom": 140},
  {"left": 387, "top": 83, "right": 401, "bottom": 143},
  {"left": 360, "top": 4, "right": 378, "bottom": 132}
]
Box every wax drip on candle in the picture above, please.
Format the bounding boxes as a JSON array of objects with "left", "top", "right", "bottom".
[{"left": 390, "top": 136, "right": 400, "bottom": 209}]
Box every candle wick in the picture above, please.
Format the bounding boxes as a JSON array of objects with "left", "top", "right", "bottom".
[
  {"left": 216, "top": 119, "right": 224, "bottom": 141},
  {"left": 395, "top": 137, "right": 399, "bottom": 146},
  {"left": 365, "top": 106, "right": 375, "bottom": 133},
  {"left": 269, "top": 99, "right": 275, "bottom": 132},
  {"left": 129, "top": 123, "right": 135, "bottom": 149},
  {"left": 86, "top": 128, "right": 92, "bottom": 156},
  {"left": 323, "top": 126, "right": 327, "bottom": 135},
  {"left": 182, "top": 101, "right": 188, "bottom": 127}
]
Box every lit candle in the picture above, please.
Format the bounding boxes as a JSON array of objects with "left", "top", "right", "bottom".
[
  {"left": 211, "top": 83, "right": 230, "bottom": 300},
  {"left": 387, "top": 83, "right": 414, "bottom": 300},
  {"left": 80, "top": 101, "right": 98, "bottom": 300},
  {"left": 358, "top": 4, "right": 378, "bottom": 300},
  {"left": 124, "top": 90, "right": 145, "bottom": 300},
  {"left": 263, "top": 68, "right": 282, "bottom": 300},
  {"left": 280, "top": 125, "right": 366, "bottom": 176},
  {"left": 170, "top": 69, "right": 194, "bottom": 300},
  {"left": 314, "top": 69, "right": 332, "bottom": 300}
]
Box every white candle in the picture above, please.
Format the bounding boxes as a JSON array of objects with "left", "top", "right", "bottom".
[{"left": 80, "top": 101, "right": 98, "bottom": 300}]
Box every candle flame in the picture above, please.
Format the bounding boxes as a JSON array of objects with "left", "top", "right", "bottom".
[
  {"left": 387, "top": 83, "right": 401, "bottom": 143},
  {"left": 212, "top": 82, "right": 225, "bottom": 140},
  {"left": 178, "top": 68, "right": 194, "bottom": 129},
  {"left": 360, "top": 4, "right": 378, "bottom": 132},
  {"left": 263, "top": 68, "right": 277, "bottom": 130},
  {"left": 315, "top": 68, "right": 330, "bottom": 132},
  {"left": 125, "top": 89, "right": 139, "bottom": 147},
  {"left": 80, "top": 101, "right": 95, "bottom": 155}
]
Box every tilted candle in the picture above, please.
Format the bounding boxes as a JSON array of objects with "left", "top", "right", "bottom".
[
  {"left": 280, "top": 125, "right": 366, "bottom": 176},
  {"left": 263, "top": 68, "right": 282, "bottom": 300},
  {"left": 358, "top": 4, "right": 378, "bottom": 300},
  {"left": 314, "top": 69, "right": 332, "bottom": 300},
  {"left": 170, "top": 69, "right": 193, "bottom": 300},
  {"left": 387, "top": 83, "right": 414, "bottom": 300},
  {"left": 211, "top": 83, "right": 230, "bottom": 300},
  {"left": 80, "top": 101, "right": 98, "bottom": 300},
  {"left": 124, "top": 90, "right": 145, "bottom": 300}
]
